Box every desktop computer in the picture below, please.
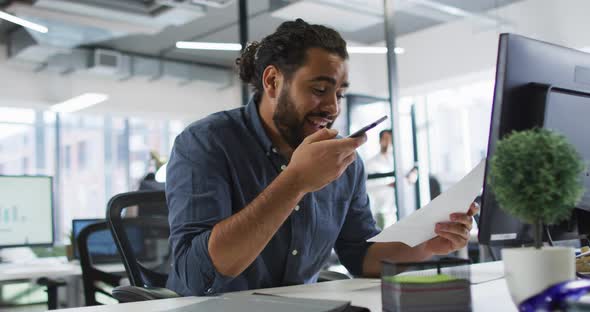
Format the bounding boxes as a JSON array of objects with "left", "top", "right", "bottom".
[
  {"left": 479, "top": 33, "right": 590, "bottom": 247},
  {"left": 0, "top": 175, "right": 54, "bottom": 254}
]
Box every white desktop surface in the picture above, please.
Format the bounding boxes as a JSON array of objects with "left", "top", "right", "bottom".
[
  {"left": 48, "top": 261, "right": 517, "bottom": 312},
  {"left": 0, "top": 258, "right": 125, "bottom": 282}
]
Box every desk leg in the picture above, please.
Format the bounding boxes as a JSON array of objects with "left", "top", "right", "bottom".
[{"left": 61, "top": 276, "right": 83, "bottom": 308}]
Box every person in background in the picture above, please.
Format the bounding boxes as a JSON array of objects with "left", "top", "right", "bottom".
[
  {"left": 365, "top": 129, "right": 396, "bottom": 228},
  {"left": 165, "top": 19, "right": 478, "bottom": 296}
]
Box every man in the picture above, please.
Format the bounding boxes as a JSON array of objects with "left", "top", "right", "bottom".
[
  {"left": 166, "top": 19, "right": 477, "bottom": 296},
  {"left": 365, "top": 129, "right": 397, "bottom": 227}
]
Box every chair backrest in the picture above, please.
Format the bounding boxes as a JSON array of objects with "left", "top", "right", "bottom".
[
  {"left": 106, "top": 190, "right": 170, "bottom": 288},
  {"left": 77, "top": 221, "right": 126, "bottom": 306}
]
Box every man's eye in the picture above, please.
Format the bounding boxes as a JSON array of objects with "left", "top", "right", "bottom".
[
  {"left": 312, "top": 88, "right": 326, "bottom": 95},
  {"left": 337, "top": 93, "right": 345, "bottom": 100}
]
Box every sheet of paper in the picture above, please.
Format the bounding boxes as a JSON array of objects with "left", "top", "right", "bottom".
[{"left": 368, "top": 160, "right": 486, "bottom": 247}]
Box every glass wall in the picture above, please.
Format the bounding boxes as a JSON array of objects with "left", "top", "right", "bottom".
[
  {"left": 0, "top": 107, "right": 185, "bottom": 243},
  {"left": 399, "top": 79, "right": 494, "bottom": 208}
]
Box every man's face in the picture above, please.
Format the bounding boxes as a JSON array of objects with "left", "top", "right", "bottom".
[
  {"left": 380, "top": 132, "right": 392, "bottom": 151},
  {"left": 273, "top": 48, "right": 349, "bottom": 149}
]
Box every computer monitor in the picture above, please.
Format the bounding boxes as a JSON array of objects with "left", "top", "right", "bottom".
[
  {"left": 72, "top": 218, "right": 145, "bottom": 263},
  {"left": 71, "top": 218, "right": 103, "bottom": 259},
  {"left": 0, "top": 175, "right": 54, "bottom": 248},
  {"left": 479, "top": 33, "right": 590, "bottom": 246}
]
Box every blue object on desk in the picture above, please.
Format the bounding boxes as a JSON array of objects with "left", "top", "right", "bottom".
[{"left": 518, "top": 279, "right": 590, "bottom": 312}]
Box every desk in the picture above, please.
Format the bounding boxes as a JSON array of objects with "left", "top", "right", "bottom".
[
  {"left": 0, "top": 257, "right": 126, "bottom": 307},
  {"left": 0, "top": 257, "right": 125, "bottom": 282},
  {"left": 48, "top": 261, "right": 516, "bottom": 312},
  {"left": 0, "top": 258, "right": 79, "bottom": 282}
]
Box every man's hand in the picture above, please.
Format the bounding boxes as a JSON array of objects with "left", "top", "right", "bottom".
[
  {"left": 285, "top": 128, "right": 366, "bottom": 193},
  {"left": 422, "top": 202, "right": 480, "bottom": 255}
]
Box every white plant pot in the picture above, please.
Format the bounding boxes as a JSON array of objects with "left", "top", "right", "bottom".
[{"left": 502, "top": 246, "right": 575, "bottom": 305}]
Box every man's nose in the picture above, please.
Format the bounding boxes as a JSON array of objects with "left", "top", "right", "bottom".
[{"left": 322, "top": 94, "right": 339, "bottom": 116}]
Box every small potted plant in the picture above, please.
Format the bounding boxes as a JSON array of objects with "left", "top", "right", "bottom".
[{"left": 488, "top": 128, "right": 585, "bottom": 304}]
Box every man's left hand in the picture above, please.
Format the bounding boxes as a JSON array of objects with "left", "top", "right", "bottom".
[{"left": 423, "top": 202, "right": 479, "bottom": 255}]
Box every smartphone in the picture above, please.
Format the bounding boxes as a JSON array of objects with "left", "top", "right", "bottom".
[{"left": 348, "top": 116, "right": 388, "bottom": 138}]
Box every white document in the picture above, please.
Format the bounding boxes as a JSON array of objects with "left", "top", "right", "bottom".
[{"left": 368, "top": 160, "right": 486, "bottom": 247}]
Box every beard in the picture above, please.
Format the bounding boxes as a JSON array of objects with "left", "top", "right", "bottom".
[
  {"left": 272, "top": 85, "right": 335, "bottom": 149},
  {"left": 273, "top": 86, "right": 305, "bottom": 149}
]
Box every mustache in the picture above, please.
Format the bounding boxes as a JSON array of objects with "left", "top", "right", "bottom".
[{"left": 306, "top": 111, "right": 337, "bottom": 121}]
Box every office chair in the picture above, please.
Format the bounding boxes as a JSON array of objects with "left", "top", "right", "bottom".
[
  {"left": 106, "top": 190, "right": 180, "bottom": 302},
  {"left": 107, "top": 190, "right": 349, "bottom": 302},
  {"left": 77, "top": 221, "right": 127, "bottom": 306}
]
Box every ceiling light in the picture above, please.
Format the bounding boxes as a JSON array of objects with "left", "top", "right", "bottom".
[
  {"left": 348, "top": 47, "right": 404, "bottom": 54},
  {"left": 0, "top": 10, "right": 48, "bottom": 33},
  {"left": 393, "top": 47, "right": 405, "bottom": 54},
  {"left": 50, "top": 93, "right": 109, "bottom": 113},
  {"left": 176, "top": 41, "right": 242, "bottom": 51},
  {"left": 175, "top": 41, "right": 404, "bottom": 55}
]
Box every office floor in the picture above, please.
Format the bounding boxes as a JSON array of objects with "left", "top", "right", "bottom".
[{"left": 1, "top": 282, "right": 50, "bottom": 312}]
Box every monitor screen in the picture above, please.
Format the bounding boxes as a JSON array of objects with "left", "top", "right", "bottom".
[
  {"left": 544, "top": 91, "right": 590, "bottom": 211},
  {"left": 72, "top": 218, "right": 144, "bottom": 263},
  {"left": 0, "top": 175, "right": 54, "bottom": 247},
  {"left": 72, "top": 218, "right": 103, "bottom": 259}
]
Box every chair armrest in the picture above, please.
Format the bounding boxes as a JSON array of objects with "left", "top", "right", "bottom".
[{"left": 112, "top": 285, "right": 180, "bottom": 303}]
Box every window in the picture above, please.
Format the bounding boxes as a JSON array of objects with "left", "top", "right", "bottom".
[
  {"left": 78, "top": 141, "right": 88, "bottom": 169},
  {"left": 0, "top": 106, "right": 180, "bottom": 243},
  {"left": 22, "top": 157, "right": 29, "bottom": 174},
  {"left": 129, "top": 118, "right": 172, "bottom": 189},
  {"left": 63, "top": 145, "right": 72, "bottom": 170},
  {"left": 415, "top": 80, "right": 494, "bottom": 192},
  {"left": 117, "top": 132, "right": 128, "bottom": 164},
  {"left": 0, "top": 111, "right": 37, "bottom": 176}
]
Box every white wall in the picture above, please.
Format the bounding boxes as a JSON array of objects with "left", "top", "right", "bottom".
[{"left": 348, "top": 0, "right": 590, "bottom": 98}]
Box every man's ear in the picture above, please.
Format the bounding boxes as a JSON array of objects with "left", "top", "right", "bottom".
[{"left": 262, "top": 65, "right": 282, "bottom": 100}]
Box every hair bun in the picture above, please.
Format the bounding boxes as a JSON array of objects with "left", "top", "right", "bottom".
[{"left": 236, "top": 41, "right": 261, "bottom": 85}]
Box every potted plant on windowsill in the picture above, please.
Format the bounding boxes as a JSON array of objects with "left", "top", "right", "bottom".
[{"left": 488, "top": 128, "right": 585, "bottom": 305}]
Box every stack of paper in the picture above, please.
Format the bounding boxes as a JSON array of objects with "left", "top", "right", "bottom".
[{"left": 381, "top": 274, "right": 471, "bottom": 312}]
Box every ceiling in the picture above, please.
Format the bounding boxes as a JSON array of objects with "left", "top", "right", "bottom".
[{"left": 1, "top": 0, "right": 524, "bottom": 68}]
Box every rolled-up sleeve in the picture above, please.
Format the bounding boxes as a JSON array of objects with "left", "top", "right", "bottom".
[
  {"left": 334, "top": 158, "right": 381, "bottom": 277},
  {"left": 166, "top": 126, "right": 234, "bottom": 296}
]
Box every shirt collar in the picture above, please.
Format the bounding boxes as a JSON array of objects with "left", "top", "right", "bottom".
[{"left": 245, "top": 97, "right": 274, "bottom": 154}]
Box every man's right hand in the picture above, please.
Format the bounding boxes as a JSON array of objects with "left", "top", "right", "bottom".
[{"left": 285, "top": 128, "right": 367, "bottom": 194}]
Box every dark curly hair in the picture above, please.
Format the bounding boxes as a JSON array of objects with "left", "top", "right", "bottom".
[{"left": 236, "top": 18, "right": 348, "bottom": 103}]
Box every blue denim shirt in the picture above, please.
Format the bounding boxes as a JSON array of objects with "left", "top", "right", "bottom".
[{"left": 165, "top": 99, "right": 380, "bottom": 296}]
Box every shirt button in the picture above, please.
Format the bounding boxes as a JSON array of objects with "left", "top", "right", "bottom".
[
  {"left": 272, "top": 147, "right": 278, "bottom": 153},
  {"left": 294, "top": 205, "right": 300, "bottom": 211},
  {"left": 280, "top": 165, "right": 287, "bottom": 171},
  {"left": 292, "top": 249, "right": 298, "bottom": 256}
]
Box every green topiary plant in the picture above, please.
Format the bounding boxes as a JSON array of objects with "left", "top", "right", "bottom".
[{"left": 488, "top": 128, "right": 585, "bottom": 249}]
